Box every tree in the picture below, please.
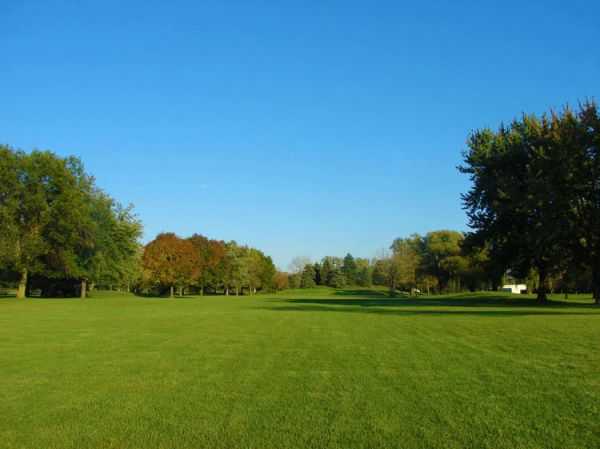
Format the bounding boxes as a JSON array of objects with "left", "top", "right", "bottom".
[
  {"left": 222, "top": 242, "right": 249, "bottom": 296},
  {"left": 320, "top": 258, "right": 332, "bottom": 286},
  {"left": 142, "top": 233, "right": 199, "bottom": 297},
  {"left": 0, "top": 149, "right": 96, "bottom": 298},
  {"left": 321, "top": 256, "right": 344, "bottom": 287},
  {"left": 300, "top": 264, "right": 317, "bottom": 288},
  {"left": 80, "top": 192, "right": 142, "bottom": 296},
  {"left": 355, "top": 258, "right": 372, "bottom": 286},
  {"left": 562, "top": 102, "right": 600, "bottom": 304},
  {"left": 329, "top": 270, "right": 347, "bottom": 288},
  {"left": 390, "top": 235, "right": 422, "bottom": 292},
  {"left": 371, "top": 259, "right": 389, "bottom": 286},
  {"left": 342, "top": 253, "right": 357, "bottom": 285},
  {"left": 421, "top": 231, "right": 463, "bottom": 292},
  {"left": 247, "top": 248, "right": 275, "bottom": 294},
  {"left": 188, "top": 235, "right": 226, "bottom": 295},
  {"left": 0, "top": 147, "right": 22, "bottom": 292},
  {"left": 289, "top": 256, "right": 311, "bottom": 276},
  {"left": 273, "top": 271, "right": 289, "bottom": 291},
  {"left": 460, "top": 111, "right": 575, "bottom": 302},
  {"left": 258, "top": 255, "right": 276, "bottom": 293},
  {"left": 313, "top": 262, "right": 322, "bottom": 285},
  {"left": 288, "top": 273, "right": 301, "bottom": 289}
]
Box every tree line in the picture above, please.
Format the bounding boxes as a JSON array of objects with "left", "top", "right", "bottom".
[
  {"left": 140, "top": 233, "right": 276, "bottom": 297},
  {"left": 0, "top": 146, "right": 142, "bottom": 298},
  {"left": 2, "top": 100, "right": 599, "bottom": 303},
  {"left": 0, "top": 147, "right": 280, "bottom": 299},
  {"left": 461, "top": 101, "right": 600, "bottom": 304},
  {"left": 283, "top": 230, "right": 494, "bottom": 295}
]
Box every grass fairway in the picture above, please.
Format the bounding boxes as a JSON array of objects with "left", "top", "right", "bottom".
[{"left": 1, "top": 288, "right": 599, "bottom": 449}]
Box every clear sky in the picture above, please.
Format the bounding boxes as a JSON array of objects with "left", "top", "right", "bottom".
[{"left": 2, "top": 1, "right": 599, "bottom": 269}]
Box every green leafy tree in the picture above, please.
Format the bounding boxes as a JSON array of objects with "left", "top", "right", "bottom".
[
  {"left": 320, "top": 257, "right": 333, "bottom": 286},
  {"left": 300, "top": 264, "right": 317, "bottom": 288},
  {"left": 390, "top": 235, "right": 422, "bottom": 292},
  {"left": 330, "top": 269, "right": 347, "bottom": 288},
  {"left": 421, "top": 231, "right": 463, "bottom": 292},
  {"left": 371, "top": 259, "right": 389, "bottom": 286},
  {"left": 355, "top": 258, "right": 372, "bottom": 286},
  {"left": 562, "top": 102, "right": 600, "bottom": 303},
  {"left": 342, "top": 253, "right": 357, "bottom": 285},
  {"left": 81, "top": 192, "right": 142, "bottom": 296},
  {"left": 461, "top": 111, "right": 574, "bottom": 302},
  {"left": 0, "top": 149, "right": 95, "bottom": 298}
]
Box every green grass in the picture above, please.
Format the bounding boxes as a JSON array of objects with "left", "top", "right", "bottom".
[{"left": 1, "top": 288, "right": 599, "bottom": 449}]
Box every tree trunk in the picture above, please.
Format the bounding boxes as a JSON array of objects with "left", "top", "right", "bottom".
[
  {"left": 200, "top": 285, "right": 204, "bottom": 296},
  {"left": 235, "top": 287, "right": 239, "bottom": 296},
  {"left": 170, "top": 285, "right": 175, "bottom": 298},
  {"left": 225, "top": 287, "right": 229, "bottom": 296},
  {"left": 17, "top": 268, "right": 28, "bottom": 299},
  {"left": 591, "top": 262, "right": 600, "bottom": 305},
  {"left": 80, "top": 279, "right": 87, "bottom": 299},
  {"left": 178, "top": 286, "right": 183, "bottom": 297},
  {"left": 537, "top": 268, "right": 548, "bottom": 304}
]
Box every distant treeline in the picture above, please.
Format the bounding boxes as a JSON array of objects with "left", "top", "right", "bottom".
[
  {"left": 290, "top": 228, "right": 595, "bottom": 297},
  {"left": 286, "top": 232, "right": 486, "bottom": 294}
]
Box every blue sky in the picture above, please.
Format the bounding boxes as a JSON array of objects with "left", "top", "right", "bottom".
[{"left": 2, "top": 1, "right": 599, "bottom": 269}]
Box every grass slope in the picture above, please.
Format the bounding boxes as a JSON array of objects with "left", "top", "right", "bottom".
[{"left": 1, "top": 288, "right": 599, "bottom": 449}]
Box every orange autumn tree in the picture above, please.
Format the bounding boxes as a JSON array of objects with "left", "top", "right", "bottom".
[
  {"left": 142, "top": 233, "right": 199, "bottom": 297},
  {"left": 187, "top": 234, "right": 226, "bottom": 295}
]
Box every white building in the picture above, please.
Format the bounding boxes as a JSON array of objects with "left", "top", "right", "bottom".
[{"left": 502, "top": 284, "right": 528, "bottom": 294}]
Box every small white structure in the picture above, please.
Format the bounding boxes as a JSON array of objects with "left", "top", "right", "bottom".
[{"left": 502, "top": 284, "right": 527, "bottom": 294}]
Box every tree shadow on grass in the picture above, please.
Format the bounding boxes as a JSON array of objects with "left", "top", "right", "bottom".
[
  {"left": 262, "top": 290, "right": 599, "bottom": 317},
  {"left": 334, "top": 289, "right": 390, "bottom": 298},
  {"left": 261, "top": 305, "right": 597, "bottom": 317}
]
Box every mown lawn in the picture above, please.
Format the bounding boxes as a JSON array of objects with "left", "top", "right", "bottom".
[{"left": 1, "top": 288, "right": 599, "bottom": 449}]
